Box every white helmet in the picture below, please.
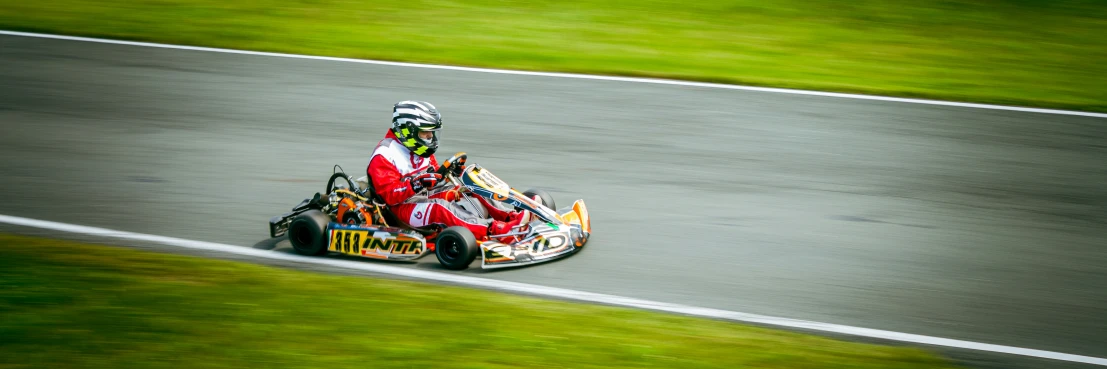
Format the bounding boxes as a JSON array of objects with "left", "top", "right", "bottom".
[{"left": 391, "top": 100, "right": 442, "bottom": 158}]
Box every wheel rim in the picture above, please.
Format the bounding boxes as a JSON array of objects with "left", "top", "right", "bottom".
[
  {"left": 440, "top": 236, "right": 460, "bottom": 261},
  {"left": 291, "top": 224, "right": 312, "bottom": 249}
]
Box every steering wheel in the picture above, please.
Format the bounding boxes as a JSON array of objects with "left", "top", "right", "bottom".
[
  {"left": 326, "top": 172, "right": 357, "bottom": 195},
  {"left": 436, "top": 152, "right": 468, "bottom": 178}
]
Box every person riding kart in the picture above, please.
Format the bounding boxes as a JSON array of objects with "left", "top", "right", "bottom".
[{"left": 366, "top": 100, "right": 531, "bottom": 242}]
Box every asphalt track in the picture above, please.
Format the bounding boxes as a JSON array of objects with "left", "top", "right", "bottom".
[{"left": 2, "top": 34, "right": 1106, "bottom": 368}]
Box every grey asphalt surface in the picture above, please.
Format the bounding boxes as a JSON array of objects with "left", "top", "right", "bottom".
[{"left": 2, "top": 34, "right": 1106, "bottom": 368}]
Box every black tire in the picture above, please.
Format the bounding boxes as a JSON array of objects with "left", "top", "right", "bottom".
[
  {"left": 435, "top": 226, "right": 479, "bottom": 270},
  {"left": 522, "top": 188, "right": 556, "bottom": 210},
  {"left": 287, "top": 210, "right": 331, "bottom": 256}
]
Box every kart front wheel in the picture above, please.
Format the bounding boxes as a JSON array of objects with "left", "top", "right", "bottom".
[
  {"left": 435, "top": 226, "right": 479, "bottom": 270},
  {"left": 523, "top": 188, "right": 556, "bottom": 210},
  {"left": 288, "top": 210, "right": 330, "bottom": 256}
]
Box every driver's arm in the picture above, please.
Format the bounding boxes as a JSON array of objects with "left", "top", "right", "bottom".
[{"left": 367, "top": 155, "right": 417, "bottom": 206}]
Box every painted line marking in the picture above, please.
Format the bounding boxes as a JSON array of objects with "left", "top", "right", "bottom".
[
  {"left": 0, "top": 214, "right": 1104, "bottom": 366},
  {"left": 1, "top": 30, "right": 1105, "bottom": 119}
]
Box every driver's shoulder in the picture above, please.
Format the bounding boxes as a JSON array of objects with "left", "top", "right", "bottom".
[{"left": 371, "top": 138, "right": 408, "bottom": 160}]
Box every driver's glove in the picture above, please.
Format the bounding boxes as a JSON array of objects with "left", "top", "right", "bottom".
[
  {"left": 450, "top": 154, "right": 467, "bottom": 176},
  {"left": 409, "top": 172, "right": 443, "bottom": 193},
  {"left": 436, "top": 153, "right": 468, "bottom": 177}
]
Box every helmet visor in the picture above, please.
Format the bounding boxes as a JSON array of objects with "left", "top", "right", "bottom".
[{"left": 416, "top": 129, "right": 437, "bottom": 145}]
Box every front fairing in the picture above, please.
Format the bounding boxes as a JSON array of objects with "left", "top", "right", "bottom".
[
  {"left": 457, "top": 165, "right": 563, "bottom": 224},
  {"left": 452, "top": 165, "right": 591, "bottom": 268}
]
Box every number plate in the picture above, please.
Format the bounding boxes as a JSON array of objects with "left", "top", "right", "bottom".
[{"left": 329, "top": 229, "right": 424, "bottom": 257}]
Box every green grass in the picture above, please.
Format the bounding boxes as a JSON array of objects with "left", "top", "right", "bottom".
[
  {"left": 0, "top": 234, "right": 958, "bottom": 369},
  {"left": 0, "top": 0, "right": 1104, "bottom": 112}
]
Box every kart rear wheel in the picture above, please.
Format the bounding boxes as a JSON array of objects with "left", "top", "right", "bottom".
[
  {"left": 434, "top": 226, "right": 479, "bottom": 270},
  {"left": 288, "top": 210, "right": 331, "bottom": 256},
  {"left": 523, "top": 188, "right": 556, "bottom": 210}
]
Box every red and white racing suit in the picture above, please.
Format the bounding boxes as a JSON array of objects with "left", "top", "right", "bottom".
[{"left": 366, "top": 130, "right": 522, "bottom": 239}]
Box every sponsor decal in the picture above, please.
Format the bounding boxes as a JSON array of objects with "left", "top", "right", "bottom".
[
  {"left": 485, "top": 233, "right": 571, "bottom": 265},
  {"left": 409, "top": 203, "right": 432, "bottom": 227},
  {"left": 531, "top": 234, "right": 568, "bottom": 253},
  {"left": 330, "top": 230, "right": 423, "bottom": 256}
]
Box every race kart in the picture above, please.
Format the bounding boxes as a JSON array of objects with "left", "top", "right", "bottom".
[{"left": 267, "top": 153, "right": 591, "bottom": 270}]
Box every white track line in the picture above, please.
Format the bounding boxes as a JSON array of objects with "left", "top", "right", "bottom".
[
  {"left": 2, "top": 28, "right": 1105, "bottom": 364},
  {"left": 2, "top": 30, "right": 1105, "bottom": 119},
  {"left": 0, "top": 214, "right": 1103, "bottom": 366}
]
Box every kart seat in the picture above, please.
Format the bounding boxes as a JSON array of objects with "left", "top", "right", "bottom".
[
  {"left": 353, "top": 175, "right": 399, "bottom": 225},
  {"left": 355, "top": 175, "right": 443, "bottom": 236}
]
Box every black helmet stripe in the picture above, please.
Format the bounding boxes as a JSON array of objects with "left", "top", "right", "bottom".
[
  {"left": 393, "top": 109, "right": 436, "bottom": 122},
  {"left": 406, "top": 100, "right": 431, "bottom": 111},
  {"left": 394, "top": 102, "right": 436, "bottom": 114},
  {"left": 394, "top": 104, "right": 433, "bottom": 113},
  {"left": 392, "top": 101, "right": 441, "bottom": 129}
]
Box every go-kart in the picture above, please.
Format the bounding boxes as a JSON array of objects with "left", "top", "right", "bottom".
[{"left": 267, "top": 153, "right": 591, "bottom": 270}]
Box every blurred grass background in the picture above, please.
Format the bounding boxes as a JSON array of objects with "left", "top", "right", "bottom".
[
  {"left": 0, "top": 0, "right": 1104, "bottom": 112},
  {"left": 0, "top": 234, "right": 961, "bottom": 368}
]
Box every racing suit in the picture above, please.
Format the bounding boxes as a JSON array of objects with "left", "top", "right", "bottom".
[{"left": 366, "top": 129, "right": 521, "bottom": 239}]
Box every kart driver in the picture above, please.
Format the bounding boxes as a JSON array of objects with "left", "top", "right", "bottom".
[{"left": 366, "top": 100, "right": 531, "bottom": 242}]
